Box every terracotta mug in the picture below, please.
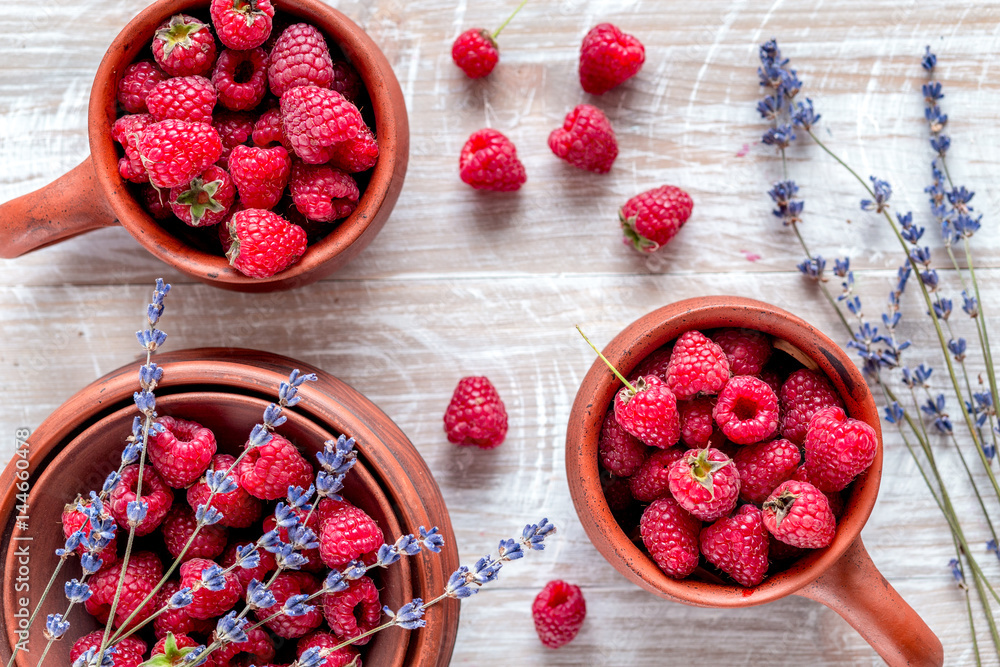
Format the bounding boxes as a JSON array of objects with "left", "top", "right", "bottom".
[
  {"left": 566, "top": 296, "right": 944, "bottom": 666},
  {"left": 0, "top": 0, "right": 409, "bottom": 292}
]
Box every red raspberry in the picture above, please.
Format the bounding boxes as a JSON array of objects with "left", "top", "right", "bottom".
[
  {"left": 713, "top": 376, "right": 779, "bottom": 445},
  {"left": 161, "top": 503, "right": 228, "bottom": 562},
  {"left": 314, "top": 496, "right": 351, "bottom": 529},
  {"left": 224, "top": 208, "right": 307, "bottom": 279},
  {"left": 330, "top": 60, "right": 363, "bottom": 102},
  {"left": 802, "top": 406, "right": 878, "bottom": 492},
  {"left": 142, "top": 184, "right": 174, "bottom": 219},
  {"left": 614, "top": 374, "right": 680, "bottom": 449},
  {"left": 620, "top": 185, "right": 694, "bottom": 253},
  {"left": 452, "top": 28, "right": 499, "bottom": 78},
  {"left": 85, "top": 551, "right": 162, "bottom": 629},
  {"left": 699, "top": 504, "right": 769, "bottom": 587},
  {"left": 779, "top": 369, "right": 844, "bottom": 445},
  {"left": 732, "top": 438, "right": 801, "bottom": 504},
  {"left": 153, "top": 580, "right": 215, "bottom": 639},
  {"left": 679, "top": 397, "right": 715, "bottom": 448},
  {"left": 112, "top": 113, "right": 155, "bottom": 183},
  {"left": 763, "top": 480, "right": 836, "bottom": 549},
  {"left": 253, "top": 107, "right": 290, "bottom": 149},
  {"left": 187, "top": 454, "right": 263, "bottom": 528},
  {"left": 459, "top": 128, "right": 526, "bottom": 192},
  {"left": 297, "top": 631, "right": 362, "bottom": 667},
  {"left": 639, "top": 495, "right": 700, "bottom": 578},
  {"left": 229, "top": 144, "right": 291, "bottom": 209},
  {"left": 279, "top": 86, "right": 375, "bottom": 167},
  {"left": 757, "top": 368, "right": 783, "bottom": 395},
  {"left": 790, "top": 466, "right": 846, "bottom": 519},
  {"left": 222, "top": 540, "right": 278, "bottom": 592},
  {"left": 108, "top": 464, "right": 173, "bottom": 536},
  {"left": 268, "top": 23, "right": 334, "bottom": 97},
  {"left": 531, "top": 580, "right": 586, "bottom": 649},
  {"left": 212, "top": 47, "right": 269, "bottom": 111},
  {"left": 237, "top": 432, "right": 314, "bottom": 500},
  {"left": 146, "top": 75, "right": 217, "bottom": 124},
  {"left": 213, "top": 110, "right": 255, "bottom": 168},
  {"left": 149, "top": 415, "right": 218, "bottom": 488},
  {"left": 207, "top": 625, "right": 275, "bottom": 665},
  {"left": 152, "top": 14, "right": 218, "bottom": 77},
  {"left": 600, "top": 472, "right": 633, "bottom": 511},
  {"left": 326, "top": 125, "right": 379, "bottom": 173},
  {"left": 211, "top": 0, "right": 275, "bottom": 50},
  {"left": 598, "top": 407, "right": 648, "bottom": 477},
  {"left": 711, "top": 329, "right": 772, "bottom": 376},
  {"left": 627, "top": 446, "right": 685, "bottom": 503},
  {"left": 443, "top": 376, "right": 508, "bottom": 449},
  {"left": 290, "top": 162, "right": 360, "bottom": 222},
  {"left": 119, "top": 155, "right": 148, "bottom": 184},
  {"left": 548, "top": 104, "right": 617, "bottom": 173},
  {"left": 667, "top": 447, "right": 740, "bottom": 521},
  {"left": 180, "top": 557, "right": 242, "bottom": 619},
  {"left": 256, "top": 572, "right": 324, "bottom": 638},
  {"left": 627, "top": 346, "right": 672, "bottom": 383},
  {"left": 62, "top": 497, "right": 118, "bottom": 566},
  {"left": 319, "top": 503, "right": 384, "bottom": 568},
  {"left": 70, "top": 631, "right": 146, "bottom": 667},
  {"left": 322, "top": 575, "right": 381, "bottom": 645},
  {"left": 150, "top": 632, "right": 200, "bottom": 659},
  {"left": 579, "top": 23, "right": 645, "bottom": 95},
  {"left": 169, "top": 165, "right": 236, "bottom": 227},
  {"left": 138, "top": 119, "right": 223, "bottom": 189},
  {"left": 665, "top": 330, "right": 730, "bottom": 400},
  {"left": 263, "top": 505, "right": 324, "bottom": 572},
  {"left": 117, "top": 60, "right": 167, "bottom": 114}
]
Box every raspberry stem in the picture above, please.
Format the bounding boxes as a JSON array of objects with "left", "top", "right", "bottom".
[
  {"left": 576, "top": 326, "right": 636, "bottom": 394},
  {"left": 492, "top": 0, "right": 530, "bottom": 39}
]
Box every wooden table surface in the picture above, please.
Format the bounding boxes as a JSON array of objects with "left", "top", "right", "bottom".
[{"left": 1, "top": 0, "right": 998, "bottom": 664}]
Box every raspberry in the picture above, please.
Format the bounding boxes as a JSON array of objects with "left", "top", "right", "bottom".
[
  {"left": 665, "top": 330, "right": 730, "bottom": 400},
  {"left": 150, "top": 632, "right": 200, "bottom": 661},
  {"left": 85, "top": 551, "right": 162, "bottom": 629},
  {"left": 452, "top": 28, "right": 499, "bottom": 78},
  {"left": 620, "top": 185, "right": 694, "bottom": 253},
  {"left": 253, "top": 107, "right": 290, "bottom": 149},
  {"left": 212, "top": 47, "right": 269, "bottom": 111},
  {"left": 319, "top": 502, "right": 384, "bottom": 568},
  {"left": 601, "top": 472, "right": 633, "bottom": 511},
  {"left": 180, "top": 557, "right": 242, "bottom": 619},
  {"left": 138, "top": 119, "right": 223, "bottom": 189},
  {"left": 711, "top": 329, "right": 772, "bottom": 376},
  {"left": 667, "top": 447, "right": 740, "bottom": 521},
  {"left": 713, "top": 376, "right": 779, "bottom": 445},
  {"left": 117, "top": 60, "right": 167, "bottom": 114},
  {"left": 229, "top": 145, "right": 292, "bottom": 210},
  {"left": 614, "top": 374, "right": 680, "bottom": 449},
  {"left": 757, "top": 368, "right": 783, "bottom": 395},
  {"left": 149, "top": 415, "right": 218, "bottom": 488},
  {"left": 548, "top": 104, "right": 618, "bottom": 173},
  {"left": 290, "top": 162, "right": 360, "bottom": 222},
  {"left": 112, "top": 113, "right": 155, "bottom": 183},
  {"left": 152, "top": 14, "right": 218, "bottom": 77},
  {"left": 119, "top": 155, "right": 148, "bottom": 184},
  {"left": 639, "top": 495, "right": 701, "bottom": 578},
  {"left": 147, "top": 75, "right": 217, "bottom": 124},
  {"left": 531, "top": 580, "right": 586, "bottom": 649},
  {"left": 71, "top": 631, "right": 146, "bottom": 667},
  {"left": 326, "top": 125, "right": 379, "bottom": 173},
  {"left": 733, "top": 438, "right": 801, "bottom": 504},
  {"left": 627, "top": 346, "right": 672, "bottom": 383},
  {"left": 779, "top": 369, "right": 844, "bottom": 445},
  {"left": 62, "top": 497, "right": 118, "bottom": 566},
  {"left": 211, "top": 0, "right": 275, "bottom": 50},
  {"left": 222, "top": 540, "right": 278, "bottom": 592},
  {"left": 763, "top": 480, "right": 836, "bottom": 550},
  {"left": 679, "top": 397, "right": 715, "bottom": 448},
  {"left": 161, "top": 503, "right": 228, "bottom": 562},
  {"left": 322, "top": 575, "right": 381, "bottom": 645},
  {"left": 263, "top": 505, "right": 324, "bottom": 572},
  {"left": 627, "top": 446, "right": 685, "bottom": 503},
  {"left": 237, "top": 433, "right": 314, "bottom": 500},
  {"left": 790, "top": 466, "right": 846, "bottom": 519},
  {"left": 699, "top": 504, "right": 769, "bottom": 587},
  {"left": 330, "top": 60, "right": 363, "bottom": 102},
  {"left": 153, "top": 580, "right": 215, "bottom": 639},
  {"left": 579, "top": 23, "right": 645, "bottom": 95},
  {"left": 108, "top": 464, "right": 174, "bottom": 536},
  {"left": 279, "top": 86, "right": 376, "bottom": 167},
  {"left": 224, "top": 208, "right": 307, "bottom": 279},
  {"left": 187, "top": 454, "right": 263, "bottom": 528},
  {"left": 458, "top": 128, "right": 526, "bottom": 192},
  {"left": 297, "top": 631, "right": 362, "bottom": 667},
  {"left": 143, "top": 186, "right": 174, "bottom": 221},
  {"left": 443, "top": 376, "right": 508, "bottom": 449},
  {"left": 803, "top": 406, "right": 878, "bottom": 492},
  {"left": 257, "top": 572, "right": 324, "bottom": 638},
  {"left": 169, "top": 165, "right": 236, "bottom": 227},
  {"left": 268, "top": 23, "right": 334, "bottom": 97},
  {"left": 213, "top": 110, "right": 255, "bottom": 168},
  {"left": 207, "top": 625, "right": 276, "bottom": 665},
  {"left": 598, "top": 407, "right": 648, "bottom": 477}
]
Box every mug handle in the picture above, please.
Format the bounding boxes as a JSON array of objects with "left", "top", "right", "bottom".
[
  {"left": 0, "top": 155, "right": 118, "bottom": 258},
  {"left": 797, "top": 537, "right": 944, "bottom": 666}
]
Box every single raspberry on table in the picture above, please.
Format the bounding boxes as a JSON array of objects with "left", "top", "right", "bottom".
[
  {"left": 579, "top": 23, "right": 645, "bottom": 95},
  {"left": 179, "top": 557, "right": 242, "bottom": 619},
  {"left": 71, "top": 631, "right": 146, "bottom": 667},
  {"left": 211, "top": 0, "right": 275, "bottom": 50},
  {"left": 620, "top": 185, "right": 694, "bottom": 253},
  {"left": 138, "top": 119, "right": 223, "bottom": 189},
  {"left": 169, "top": 165, "right": 236, "bottom": 227},
  {"left": 732, "top": 438, "right": 801, "bottom": 504},
  {"left": 257, "top": 571, "right": 324, "bottom": 638},
  {"left": 548, "top": 104, "right": 618, "bottom": 173},
  {"left": 62, "top": 497, "right": 118, "bottom": 565},
  {"left": 665, "top": 330, "right": 730, "bottom": 400},
  {"left": 330, "top": 60, "right": 363, "bottom": 101},
  {"left": 211, "top": 47, "right": 269, "bottom": 111},
  {"left": 779, "top": 368, "right": 844, "bottom": 445},
  {"left": 279, "top": 86, "right": 376, "bottom": 167},
  {"left": 290, "top": 162, "right": 360, "bottom": 222},
  {"left": 531, "top": 580, "right": 586, "bottom": 649},
  {"left": 213, "top": 109, "right": 255, "bottom": 168},
  {"left": 268, "top": 23, "right": 334, "bottom": 97},
  {"left": 229, "top": 144, "right": 292, "bottom": 210},
  {"left": 443, "top": 375, "right": 508, "bottom": 449},
  {"left": 699, "top": 504, "right": 769, "bottom": 587},
  {"left": 108, "top": 464, "right": 174, "bottom": 536},
  {"left": 117, "top": 60, "right": 167, "bottom": 114},
  {"left": 711, "top": 328, "right": 772, "bottom": 376},
  {"left": 297, "top": 631, "right": 362, "bottom": 667},
  {"left": 319, "top": 502, "right": 384, "bottom": 568},
  {"left": 679, "top": 397, "right": 716, "bottom": 448},
  {"left": 146, "top": 75, "right": 217, "bottom": 124},
  {"left": 149, "top": 415, "right": 218, "bottom": 488},
  {"left": 627, "top": 346, "right": 672, "bottom": 383},
  {"left": 452, "top": 29, "right": 499, "bottom": 78},
  {"left": 187, "top": 454, "right": 263, "bottom": 528},
  {"left": 322, "top": 575, "right": 381, "bottom": 645},
  {"left": 253, "top": 107, "right": 290, "bottom": 149},
  {"left": 640, "top": 495, "right": 701, "bottom": 578},
  {"left": 627, "top": 446, "right": 685, "bottom": 503},
  {"left": 85, "top": 551, "right": 162, "bottom": 629},
  {"left": 160, "top": 503, "right": 228, "bottom": 562},
  {"left": 614, "top": 375, "right": 680, "bottom": 449},
  {"left": 237, "top": 432, "right": 314, "bottom": 500},
  {"left": 762, "top": 479, "right": 836, "bottom": 549},
  {"left": 803, "top": 406, "right": 878, "bottom": 492},
  {"left": 598, "top": 407, "right": 648, "bottom": 477},
  {"left": 667, "top": 447, "right": 740, "bottom": 521},
  {"left": 712, "top": 375, "right": 780, "bottom": 445},
  {"left": 153, "top": 579, "right": 215, "bottom": 639},
  {"left": 458, "top": 128, "right": 527, "bottom": 192},
  {"left": 152, "top": 14, "right": 218, "bottom": 77},
  {"left": 222, "top": 540, "right": 278, "bottom": 592},
  {"left": 224, "top": 208, "right": 308, "bottom": 279}
]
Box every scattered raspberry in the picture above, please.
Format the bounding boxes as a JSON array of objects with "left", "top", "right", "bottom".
[
  {"left": 711, "top": 329, "right": 772, "bottom": 376},
  {"left": 71, "top": 631, "right": 146, "bottom": 667},
  {"left": 149, "top": 415, "right": 218, "bottom": 488},
  {"left": 268, "top": 23, "right": 334, "bottom": 97},
  {"left": 85, "top": 551, "right": 162, "bottom": 629},
  {"left": 733, "top": 438, "right": 801, "bottom": 504},
  {"left": 108, "top": 464, "right": 174, "bottom": 536},
  {"left": 779, "top": 369, "right": 844, "bottom": 445},
  {"left": 679, "top": 397, "right": 715, "bottom": 448},
  {"left": 322, "top": 575, "right": 381, "bottom": 645},
  {"left": 117, "top": 60, "right": 167, "bottom": 114},
  {"left": 153, "top": 580, "right": 215, "bottom": 639},
  {"left": 319, "top": 502, "right": 384, "bottom": 568},
  {"left": 211, "top": 0, "right": 275, "bottom": 50},
  {"left": 713, "top": 375, "right": 779, "bottom": 445},
  {"left": 598, "top": 407, "right": 648, "bottom": 477},
  {"left": 257, "top": 571, "right": 324, "bottom": 638},
  {"left": 330, "top": 60, "right": 363, "bottom": 101},
  {"left": 699, "top": 504, "right": 769, "bottom": 587},
  {"left": 237, "top": 432, "right": 314, "bottom": 500},
  {"left": 222, "top": 540, "right": 278, "bottom": 592},
  {"left": 458, "top": 128, "right": 526, "bottom": 192},
  {"left": 224, "top": 208, "right": 307, "bottom": 278},
  {"left": 452, "top": 28, "right": 499, "bottom": 78},
  {"left": 443, "top": 375, "right": 508, "bottom": 449},
  {"left": 627, "top": 446, "right": 685, "bottom": 503},
  {"left": 762, "top": 480, "right": 836, "bottom": 549},
  {"left": 213, "top": 110, "right": 255, "bottom": 168},
  {"left": 290, "top": 162, "right": 360, "bottom": 222},
  {"left": 665, "top": 330, "right": 730, "bottom": 400},
  {"left": 619, "top": 185, "right": 694, "bottom": 253},
  {"left": 627, "top": 346, "right": 672, "bottom": 383},
  {"left": 640, "top": 495, "right": 701, "bottom": 578},
  {"left": 211, "top": 47, "right": 269, "bottom": 111},
  {"left": 578, "top": 23, "right": 645, "bottom": 95},
  {"left": 187, "top": 454, "right": 263, "bottom": 528},
  {"left": 531, "top": 580, "right": 586, "bottom": 648},
  {"left": 279, "top": 86, "right": 375, "bottom": 167},
  {"left": 667, "top": 447, "right": 740, "bottom": 521},
  {"left": 161, "top": 503, "right": 228, "bottom": 562},
  {"left": 180, "top": 557, "right": 242, "bottom": 619},
  {"left": 614, "top": 374, "right": 680, "bottom": 449},
  {"left": 297, "top": 631, "right": 362, "bottom": 667},
  {"left": 252, "top": 107, "right": 290, "bottom": 149},
  {"left": 803, "top": 406, "right": 878, "bottom": 492},
  {"left": 548, "top": 104, "right": 618, "bottom": 173},
  {"left": 169, "top": 165, "right": 236, "bottom": 227},
  {"left": 138, "top": 119, "right": 223, "bottom": 189},
  {"left": 146, "top": 75, "right": 217, "bottom": 124},
  {"left": 62, "top": 497, "right": 118, "bottom": 565},
  {"left": 229, "top": 144, "right": 291, "bottom": 210},
  {"left": 152, "top": 14, "right": 218, "bottom": 77}
]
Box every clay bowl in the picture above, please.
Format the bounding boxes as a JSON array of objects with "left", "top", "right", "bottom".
[
  {"left": 566, "top": 296, "right": 943, "bottom": 667},
  {"left": 0, "top": 0, "right": 409, "bottom": 292},
  {"left": 0, "top": 349, "right": 458, "bottom": 665}
]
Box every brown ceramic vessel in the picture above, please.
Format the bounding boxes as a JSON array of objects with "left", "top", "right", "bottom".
[
  {"left": 0, "top": 0, "right": 409, "bottom": 292},
  {"left": 0, "top": 349, "right": 458, "bottom": 665},
  {"left": 566, "top": 296, "right": 943, "bottom": 667}
]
